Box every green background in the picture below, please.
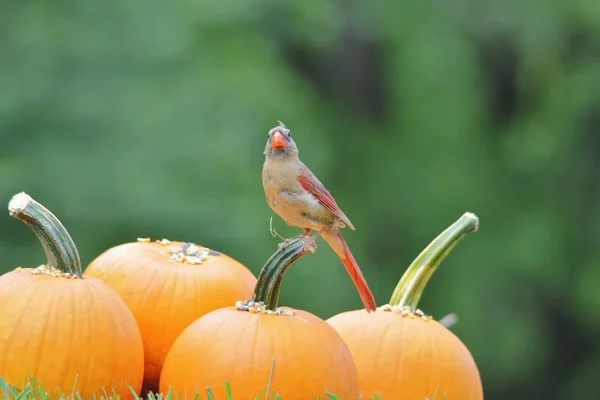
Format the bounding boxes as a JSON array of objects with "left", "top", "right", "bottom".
[{"left": 2, "top": 1, "right": 600, "bottom": 399}]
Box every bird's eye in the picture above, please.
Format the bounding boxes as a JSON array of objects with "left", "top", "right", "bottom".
[{"left": 287, "top": 132, "right": 292, "bottom": 138}]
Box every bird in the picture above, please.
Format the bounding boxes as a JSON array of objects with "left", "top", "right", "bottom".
[{"left": 261, "top": 121, "right": 377, "bottom": 312}]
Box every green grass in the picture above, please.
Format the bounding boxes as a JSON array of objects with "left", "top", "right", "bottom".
[
  {"left": 0, "top": 377, "right": 380, "bottom": 400},
  {"left": 0, "top": 375, "right": 444, "bottom": 400},
  {"left": 0, "top": 357, "right": 447, "bottom": 399}
]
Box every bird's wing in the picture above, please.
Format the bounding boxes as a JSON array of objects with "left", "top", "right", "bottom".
[{"left": 298, "top": 167, "right": 355, "bottom": 230}]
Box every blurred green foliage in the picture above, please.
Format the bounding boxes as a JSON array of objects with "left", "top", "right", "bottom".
[{"left": 1, "top": 1, "right": 600, "bottom": 399}]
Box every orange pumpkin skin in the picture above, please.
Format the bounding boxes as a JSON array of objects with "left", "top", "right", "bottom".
[
  {"left": 0, "top": 269, "right": 144, "bottom": 399},
  {"left": 160, "top": 306, "right": 359, "bottom": 400},
  {"left": 327, "top": 309, "right": 483, "bottom": 400},
  {"left": 84, "top": 240, "right": 257, "bottom": 392}
]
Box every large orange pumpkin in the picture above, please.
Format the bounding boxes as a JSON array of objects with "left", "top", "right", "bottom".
[
  {"left": 159, "top": 236, "right": 359, "bottom": 400},
  {"left": 84, "top": 236, "right": 257, "bottom": 393},
  {"left": 327, "top": 212, "right": 483, "bottom": 400},
  {"left": 0, "top": 193, "right": 144, "bottom": 399}
]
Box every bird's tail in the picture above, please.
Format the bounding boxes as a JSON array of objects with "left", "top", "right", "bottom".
[{"left": 322, "top": 230, "right": 377, "bottom": 312}]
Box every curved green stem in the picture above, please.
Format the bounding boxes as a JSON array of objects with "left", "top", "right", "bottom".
[
  {"left": 253, "top": 236, "right": 317, "bottom": 310},
  {"left": 389, "top": 212, "right": 479, "bottom": 308},
  {"left": 8, "top": 192, "right": 82, "bottom": 277}
]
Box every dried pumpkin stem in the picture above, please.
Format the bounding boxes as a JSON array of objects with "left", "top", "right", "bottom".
[
  {"left": 253, "top": 236, "right": 317, "bottom": 311},
  {"left": 389, "top": 212, "right": 479, "bottom": 309},
  {"left": 8, "top": 192, "right": 83, "bottom": 278}
]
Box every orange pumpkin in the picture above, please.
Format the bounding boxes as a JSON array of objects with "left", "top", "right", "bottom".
[
  {"left": 0, "top": 193, "right": 144, "bottom": 399},
  {"left": 327, "top": 212, "right": 483, "bottom": 400},
  {"left": 84, "top": 237, "right": 257, "bottom": 393},
  {"left": 159, "top": 236, "right": 359, "bottom": 400}
]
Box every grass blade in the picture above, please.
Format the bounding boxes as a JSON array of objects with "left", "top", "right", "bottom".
[
  {"left": 206, "top": 387, "right": 214, "bottom": 400},
  {"left": 0, "top": 377, "right": 11, "bottom": 400},
  {"left": 125, "top": 381, "right": 141, "bottom": 399},
  {"left": 264, "top": 358, "right": 275, "bottom": 400},
  {"left": 253, "top": 387, "right": 265, "bottom": 400},
  {"left": 69, "top": 375, "right": 80, "bottom": 400},
  {"left": 224, "top": 381, "right": 232, "bottom": 400},
  {"left": 431, "top": 385, "right": 440, "bottom": 400}
]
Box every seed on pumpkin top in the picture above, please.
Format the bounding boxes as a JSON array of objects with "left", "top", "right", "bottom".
[
  {"left": 14, "top": 267, "right": 22, "bottom": 273},
  {"left": 179, "top": 243, "right": 190, "bottom": 252},
  {"left": 137, "top": 237, "right": 151, "bottom": 242},
  {"left": 169, "top": 253, "right": 185, "bottom": 263},
  {"left": 28, "top": 264, "right": 75, "bottom": 279},
  {"left": 186, "top": 256, "right": 204, "bottom": 264},
  {"left": 157, "top": 238, "right": 172, "bottom": 246},
  {"left": 186, "top": 244, "right": 202, "bottom": 255},
  {"left": 166, "top": 242, "right": 211, "bottom": 265},
  {"left": 234, "top": 299, "right": 294, "bottom": 316}
]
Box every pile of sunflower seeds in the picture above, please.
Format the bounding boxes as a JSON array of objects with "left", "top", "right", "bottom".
[
  {"left": 137, "top": 237, "right": 212, "bottom": 265},
  {"left": 378, "top": 304, "right": 432, "bottom": 321},
  {"left": 167, "top": 242, "right": 210, "bottom": 265},
  {"left": 18, "top": 265, "right": 78, "bottom": 279},
  {"left": 235, "top": 299, "right": 294, "bottom": 316}
]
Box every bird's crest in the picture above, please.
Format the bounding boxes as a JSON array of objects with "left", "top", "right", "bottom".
[{"left": 277, "top": 120, "right": 287, "bottom": 129}]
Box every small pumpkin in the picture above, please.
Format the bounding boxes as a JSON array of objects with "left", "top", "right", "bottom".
[
  {"left": 327, "top": 212, "right": 483, "bottom": 400},
  {"left": 159, "top": 236, "right": 359, "bottom": 399},
  {"left": 84, "top": 235, "right": 257, "bottom": 393},
  {"left": 0, "top": 192, "right": 144, "bottom": 399}
]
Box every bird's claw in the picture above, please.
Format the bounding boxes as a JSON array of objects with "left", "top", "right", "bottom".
[
  {"left": 277, "top": 229, "right": 313, "bottom": 251},
  {"left": 300, "top": 235, "right": 318, "bottom": 253}
]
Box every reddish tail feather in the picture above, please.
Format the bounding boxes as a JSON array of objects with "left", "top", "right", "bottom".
[{"left": 322, "top": 230, "right": 377, "bottom": 312}]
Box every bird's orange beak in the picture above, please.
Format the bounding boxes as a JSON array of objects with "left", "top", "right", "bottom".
[{"left": 271, "top": 131, "right": 287, "bottom": 148}]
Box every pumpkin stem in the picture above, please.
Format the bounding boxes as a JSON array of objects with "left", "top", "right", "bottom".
[
  {"left": 252, "top": 236, "right": 317, "bottom": 311},
  {"left": 389, "top": 212, "right": 479, "bottom": 309},
  {"left": 8, "top": 192, "right": 83, "bottom": 278}
]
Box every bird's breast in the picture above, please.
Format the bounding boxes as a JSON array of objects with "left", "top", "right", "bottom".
[{"left": 262, "top": 163, "right": 334, "bottom": 230}]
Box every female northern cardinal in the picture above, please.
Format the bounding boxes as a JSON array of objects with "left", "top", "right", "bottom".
[{"left": 262, "top": 121, "right": 377, "bottom": 312}]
